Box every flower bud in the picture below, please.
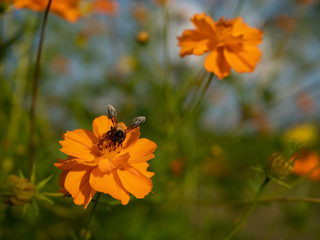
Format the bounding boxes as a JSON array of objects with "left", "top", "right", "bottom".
[
  {"left": 136, "top": 30, "right": 149, "bottom": 45},
  {"left": 267, "top": 152, "right": 294, "bottom": 178},
  {"left": 5, "top": 175, "right": 35, "bottom": 206}
]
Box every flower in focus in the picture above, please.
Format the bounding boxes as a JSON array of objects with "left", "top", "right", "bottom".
[
  {"left": 6, "top": 0, "right": 81, "bottom": 22},
  {"left": 177, "top": 13, "right": 263, "bottom": 79},
  {"left": 292, "top": 151, "right": 320, "bottom": 181},
  {"left": 55, "top": 115, "right": 157, "bottom": 208}
]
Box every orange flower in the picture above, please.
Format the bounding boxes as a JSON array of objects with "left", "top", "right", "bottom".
[
  {"left": 6, "top": 0, "right": 81, "bottom": 22},
  {"left": 292, "top": 151, "right": 320, "bottom": 181},
  {"left": 54, "top": 115, "right": 157, "bottom": 208},
  {"left": 92, "top": 0, "right": 119, "bottom": 16},
  {"left": 177, "top": 13, "right": 263, "bottom": 79}
]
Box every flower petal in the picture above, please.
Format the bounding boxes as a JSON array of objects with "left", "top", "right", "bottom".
[
  {"left": 90, "top": 167, "right": 130, "bottom": 205},
  {"left": 132, "top": 162, "right": 155, "bottom": 178},
  {"left": 92, "top": 115, "right": 112, "bottom": 139},
  {"left": 64, "top": 165, "right": 96, "bottom": 208},
  {"left": 123, "top": 127, "right": 140, "bottom": 148},
  {"left": 125, "top": 138, "right": 157, "bottom": 164},
  {"left": 54, "top": 158, "right": 79, "bottom": 170},
  {"left": 59, "top": 129, "right": 100, "bottom": 160},
  {"left": 117, "top": 166, "right": 153, "bottom": 199},
  {"left": 224, "top": 45, "right": 262, "bottom": 73},
  {"left": 191, "top": 12, "right": 216, "bottom": 35},
  {"left": 232, "top": 17, "right": 263, "bottom": 45},
  {"left": 178, "top": 13, "right": 217, "bottom": 57},
  {"left": 204, "top": 48, "right": 231, "bottom": 79}
]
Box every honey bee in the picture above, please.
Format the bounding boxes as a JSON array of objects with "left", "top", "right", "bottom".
[{"left": 98, "top": 105, "right": 146, "bottom": 151}]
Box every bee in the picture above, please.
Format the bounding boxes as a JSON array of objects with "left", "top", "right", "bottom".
[{"left": 98, "top": 105, "right": 146, "bottom": 151}]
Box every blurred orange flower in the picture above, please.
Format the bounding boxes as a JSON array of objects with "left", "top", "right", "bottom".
[
  {"left": 55, "top": 115, "right": 157, "bottom": 208},
  {"left": 92, "top": 0, "right": 119, "bottom": 16},
  {"left": 177, "top": 13, "right": 263, "bottom": 79},
  {"left": 6, "top": 0, "right": 81, "bottom": 22},
  {"left": 292, "top": 151, "right": 320, "bottom": 181}
]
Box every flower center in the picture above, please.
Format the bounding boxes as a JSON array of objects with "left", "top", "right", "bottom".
[{"left": 97, "top": 129, "right": 124, "bottom": 153}]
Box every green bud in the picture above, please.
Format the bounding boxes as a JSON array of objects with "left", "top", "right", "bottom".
[
  {"left": 4, "top": 175, "right": 35, "bottom": 206},
  {"left": 266, "top": 152, "right": 294, "bottom": 178}
]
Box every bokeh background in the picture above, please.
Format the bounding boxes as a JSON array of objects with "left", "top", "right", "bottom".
[{"left": 1, "top": 0, "right": 320, "bottom": 239}]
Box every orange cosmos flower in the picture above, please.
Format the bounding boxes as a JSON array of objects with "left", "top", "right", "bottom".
[
  {"left": 177, "top": 13, "right": 263, "bottom": 79},
  {"left": 6, "top": 0, "right": 81, "bottom": 22},
  {"left": 54, "top": 115, "right": 157, "bottom": 208},
  {"left": 292, "top": 151, "right": 320, "bottom": 181}
]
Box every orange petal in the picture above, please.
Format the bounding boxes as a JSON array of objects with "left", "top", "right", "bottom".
[
  {"left": 132, "top": 162, "right": 155, "bottom": 178},
  {"left": 204, "top": 48, "right": 231, "bottom": 79},
  {"left": 54, "top": 158, "right": 79, "bottom": 170},
  {"left": 92, "top": 115, "right": 112, "bottom": 139},
  {"left": 178, "top": 30, "right": 211, "bottom": 57},
  {"left": 125, "top": 138, "right": 157, "bottom": 164},
  {"left": 64, "top": 165, "right": 95, "bottom": 208},
  {"left": 191, "top": 12, "right": 216, "bottom": 36},
  {"left": 112, "top": 152, "right": 130, "bottom": 167},
  {"left": 232, "top": 17, "right": 263, "bottom": 45},
  {"left": 224, "top": 45, "right": 262, "bottom": 73},
  {"left": 58, "top": 170, "right": 68, "bottom": 189},
  {"left": 90, "top": 167, "right": 130, "bottom": 204},
  {"left": 123, "top": 127, "right": 140, "bottom": 148},
  {"left": 59, "top": 129, "right": 100, "bottom": 160},
  {"left": 177, "top": 13, "right": 217, "bottom": 57},
  {"left": 117, "top": 166, "right": 153, "bottom": 199}
]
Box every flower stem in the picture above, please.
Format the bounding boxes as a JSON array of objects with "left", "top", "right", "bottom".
[
  {"left": 162, "top": 3, "right": 170, "bottom": 78},
  {"left": 81, "top": 193, "right": 101, "bottom": 240},
  {"left": 28, "top": 0, "right": 52, "bottom": 179},
  {"left": 224, "top": 177, "right": 270, "bottom": 240},
  {"left": 189, "top": 73, "right": 214, "bottom": 114}
]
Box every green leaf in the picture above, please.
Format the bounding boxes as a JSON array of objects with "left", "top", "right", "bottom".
[
  {"left": 269, "top": 176, "right": 293, "bottom": 189},
  {"left": 36, "top": 194, "right": 54, "bottom": 204},
  {"left": 22, "top": 203, "right": 30, "bottom": 217},
  {"left": 31, "top": 200, "right": 39, "bottom": 215},
  {"left": 36, "top": 175, "right": 53, "bottom": 191},
  {"left": 18, "top": 169, "right": 25, "bottom": 179}
]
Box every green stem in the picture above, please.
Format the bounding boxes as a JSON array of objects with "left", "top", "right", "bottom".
[
  {"left": 162, "top": 3, "right": 170, "bottom": 78},
  {"left": 81, "top": 193, "right": 101, "bottom": 240},
  {"left": 28, "top": 0, "right": 52, "bottom": 179},
  {"left": 224, "top": 177, "right": 270, "bottom": 240},
  {"left": 189, "top": 73, "right": 214, "bottom": 114}
]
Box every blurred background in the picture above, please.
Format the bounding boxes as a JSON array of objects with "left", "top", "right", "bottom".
[{"left": 1, "top": 0, "right": 320, "bottom": 239}]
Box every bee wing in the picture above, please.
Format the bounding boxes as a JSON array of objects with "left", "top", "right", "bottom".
[
  {"left": 108, "top": 105, "right": 118, "bottom": 127},
  {"left": 124, "top": 116, "right": 146, "bottom": 133}
]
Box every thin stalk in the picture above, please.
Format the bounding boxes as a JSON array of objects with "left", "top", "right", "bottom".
[
  {"left": 189, "top": 73, "right": 214, "bottom": 114},
  {"left": 28, "top": 0, "right": 52, "bottom": 179},
  {"left": 81, "top": 193, "right": 101, "bottom": 240},
  {"left": 224, "top": 177, "right": 270, "bottom": 240},
  {"left": 162, "top": 3, "right": 170, "bottom": 78}
]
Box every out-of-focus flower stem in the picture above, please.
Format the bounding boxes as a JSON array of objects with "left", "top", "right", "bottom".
[
  {"left": 28, "top": 0, "right": 52, "bottom": 179},
  {"left": 162, "top": 3, "right": 170, "bottom": 78},
  {"left": 81, "top": 193, "right": 101, "bottom": 240},
  {"left": 189, "top": 73, "right": 214, "bottom": 114},
  {"left": 224, "top": 177, "right": 270, "bottom": 240}
]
